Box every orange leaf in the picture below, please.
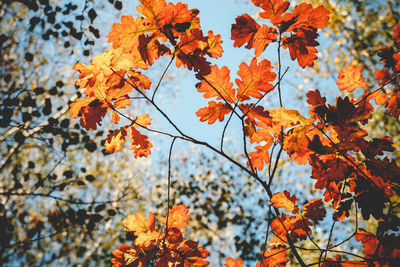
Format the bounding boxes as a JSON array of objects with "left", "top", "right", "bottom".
[
  {"left": 231, "top": 14, "right": 260, "bottom": 49},
  {"left": 249, "top": 142, "right": 274, "bottom": 171},
  {"left": 107, "top": 16, "right": 151, "bottom": 53},
  {"left": 133, "top": 113, "right": 152, "bottom": 128},
  {"left": 253, "top": 25, "right": 278, "bottom": 57},
  {"left": 236, "top": 58, "right": 276, "bottom": 101},
  {"left": 196, "top": 65, "right": 236, "bottom": 103},
  {"left": 122, "top": 211, "right": 156, "bottom": 233},
  {"left": 206, "top": 30, "right": 224, "bottom": 59},
  {"left": 104, "top": 126, "right": 128, "bottom": 154},
  {"left": 251, "top": 0, "right": 289, "bottom": 21},
  {"left": 303, "top": 198, "right": 326, "bottom": 221},
  {"left": 224, "top": 257, "right": 243, "bottom": 267},
  {"left": 336, "top": 65, "right": 369, "bottom": 92},
  {"left": 196, "top": 101, "right": 232, "bottom": 124},
  {"left": 271, "top": 190, "right": 299, "bottom": 214},
  {"left": 160, "top": 205, "right": 190, "bottom": 229},
  {"left": 258, "top": 245, "right": 288, "bottom": 267}
]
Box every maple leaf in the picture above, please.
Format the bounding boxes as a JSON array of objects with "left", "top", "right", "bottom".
[
  {"left": 253, "top": 25, "right": 278, "bottom": 57},
  {"left": 257, "top": 245, "right": 288, "bottom": 267},
  {"left": 122, "top": 211, "right": 156, "bottom": 233},
  {"left": 271, "top": 190, "right": 300, "bottom": 214},
  {"left": 129, "top": 127, "right": 153, "bottom": 158},
  {"left": 235, "top": 58, "right": 276, "bottom": 101},
  {"left": 249, "top": 142, "right": 274, "bottom": 171},
  {"left": 303, "top": 198, "right": 326, "bottom": 221},
  {"left": 336, "top": 65, "right": 369, "bottom": 92},
  {"left": 104, "top": 126, "right": 128, "bottom": 154},
  {"left": 160, "top": 205, "right": 190, "bottom": 230},
  {"left": 231, "top": 14, "right": 260, "bottom": 49},
  {"left": 251, "top": 0, "right": 289, "bottom": 21},
  {"left": 196, "top": 101, "right": 231, "bottom": 124},
  {"left": 224, "top": 257, "right": 243, "bottom": 267},
  {"left": 196, "top": 65, "right": 236, "bottom": 103}
]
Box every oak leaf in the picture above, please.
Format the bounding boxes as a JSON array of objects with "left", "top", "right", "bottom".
[
  {"left": 104, "top": 127, "right": 128, "bottom": 154},
  {"left": 224, "top": 257, "right": 243, "bottom": 267},
  {"left": 303, "top": 198, "right": 326, "bottom": 221},
  {"left": 251, "top": 0, "right": 289, "bottom": 21},
  {"left": 257, "top": 245, "right": 288, "bottom": 267},
  {"left": 196, "top": 101, "right": 231, "bottom": 124},
  {"left": 235, "top": 58, "right": 276, "bottom": 100},
  {"left": 196, "top": 65, "right": 236, "bottom": 103},
  {"left": 129, "top": 127, "right": 153, "bottom": 158},
  {"left": 336, "top": 65, "right": 368, "bottom": 92},
  {"left": 231, "top": 14, "right": 260, "bottom": 49},
  {"left": 271, "top": 190, "right": 299, "bottom": 214},
  {"left": 253, "top": 25, "right": 278, "bottom": 57},
  {"left": 160, "top": 205, "right": 190, "bottom": 230}
]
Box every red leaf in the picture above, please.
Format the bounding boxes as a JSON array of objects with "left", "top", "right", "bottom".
[
  {"left": 231, "top": 14, "right": 260, "bottom": 49},
  {"left": 303, "top": 198, "right": 326, "bottom": 221},
  {"left": 282, "top": 31, "right": 318, "bottom": 68},
  {"left": 196, "top": 101, "right": 232, "bottom": 124},
  {"left": 129, "top": 127, "right": 152, "bottom": 158}
]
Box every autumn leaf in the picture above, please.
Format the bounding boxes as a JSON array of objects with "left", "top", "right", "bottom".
[
  {"left": 303, "top": 198, "right": 326, "bottom": 221},
  {"left": 224, "top": 257, "right": 243, "bottom": 267},
  {"left": 251, "top": 0, "right": 289, "bottom": 21},
  {"left": 196, "top": 65, "right": 236, "bottom": 103},
  {"left": 271, "top": 190, "right": 300, "bottom": 214},
  {"left": 206, "top": 30, "right": 224, "bottom": 59},
  {"left": 104, "top": 126, "right": 128, "bottom": 153},
  {"left": 107, "top": 16, "right": 151, "bottom": 53},
  {"left": 257, "top": 245, "right": 288, "bottom": 267},
  {"left": 249, "top": 142, "right": 274, "bottom": 171},
  {"left": 235, "top": 58, "right": 276, "bottom": 100},
  {"left": 253, "top": 25, "right": 278, "bottom": 57},
  {"left": 122, "top": 211, "right": 156, "bottom": 233},
  {"left": 133, "top": 113, "right": 152, "bottom": 128},
  {"left": 129, "top": 127, "right": 153, "bottom": 158},
  {"left": 231, "top": 14, "right": 260, "bottom": 49},
  {"left": 281, "top": 31, "right": 318, "bottom": 68},
  {"left": 336, "top": 65, "right": 369, "bottom": 92},
  {"left": 196, "top": 101, "right": 232, "bottom": 124},
  {"left": 160, "top": 205, "right": 190, "bottom": 230}
]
